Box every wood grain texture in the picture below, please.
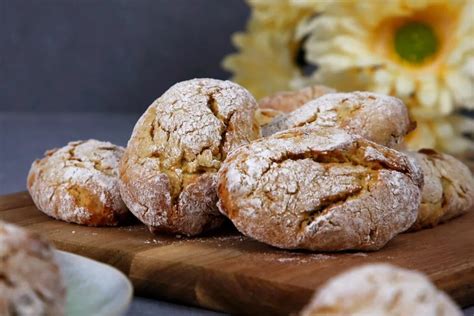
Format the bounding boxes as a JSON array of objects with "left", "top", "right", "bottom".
[{"left": 1, "top": 191, "right": 473, "bottom": 315}]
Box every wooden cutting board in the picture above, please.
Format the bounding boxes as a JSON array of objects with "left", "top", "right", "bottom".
[{"left": 1, "top": 191, "right": 474, "bottom": 315}]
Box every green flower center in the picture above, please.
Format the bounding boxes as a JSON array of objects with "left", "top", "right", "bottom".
[{"left": 394, "top": 21, "right": 438, "bottom": 64}]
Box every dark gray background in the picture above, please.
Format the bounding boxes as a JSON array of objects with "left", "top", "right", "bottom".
[{"left": 1, "top": 0, "right": 249, "bottom": 113}]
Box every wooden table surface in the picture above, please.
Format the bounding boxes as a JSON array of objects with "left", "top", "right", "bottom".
[{"left": 1, "top": 191, "right": 473, "bottom": 315}]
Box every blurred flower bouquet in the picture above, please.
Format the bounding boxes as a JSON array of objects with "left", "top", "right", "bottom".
[{"left": 223, "top": 0, "right": 474, "bottom": 154}]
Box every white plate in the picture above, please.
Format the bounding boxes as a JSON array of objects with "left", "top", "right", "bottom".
[{"left": 55, "top": 250, "right": 133, "bottom": 316}]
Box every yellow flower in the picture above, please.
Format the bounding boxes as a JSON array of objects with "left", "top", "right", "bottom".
[
  {"left": 296, "top": 0, "right": 473, "bottom": 113},
  {"left": 295, "top": 0, "right": 474, "bottom": 153},
  {"left": 223, "top": 0, "right": 473, "bottom": 153},
  {"left": 222, "top": 0, "right": 314, "bottom": 99}
]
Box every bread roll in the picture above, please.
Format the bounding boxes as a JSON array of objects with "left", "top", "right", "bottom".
[
  {"left": 0, "top": 221, "right": 66, "bottom": 316},
  {"left": 407, "top": 149, "right": 474, "bottom": 231},
  {"left": 217, "top": 126, "right": 423, "bottom": 251},
  {"left": 301, "top": 264, "right": 461, "bottom": 316},
  {"left": 120, "top": 78, "right": 260, "bottom": 236},
  {"left": 262, "top": 92, "right": 415, "bottom": 147},
  {"left": 27, "top": 140, "right": 128, "bottom": 226}
]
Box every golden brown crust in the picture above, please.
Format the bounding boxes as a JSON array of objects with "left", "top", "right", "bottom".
[
  {"left": 0, "top": 221, "right": 66, "bottom": 316},
  {"left": 217, "top": 126, "right": 423, "bottom": 251},
  {"left": 300, "top": 264, "right": 461, "bottom": 316},
  {"left": 262, "top": 92, "right": 415, "bottom": 147},
  {"left": 407, "top": 149, "right": 474, "bottom": 231},
  {"left": 120, "top": 78, "right": 260, "bottom": 236},
  {"left": 258, "top": 84, "right": 335, "bottom": 113},
  {"left": 27, "top": 140, "right": 129, "bottom": 226}
]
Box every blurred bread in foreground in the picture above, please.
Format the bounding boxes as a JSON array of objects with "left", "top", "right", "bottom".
[
  {"left": 0, "top": 221, "right": 66, "bottom": 316},
  {"left": 301, "top": 263, "right": 461, "bottom": 316}
]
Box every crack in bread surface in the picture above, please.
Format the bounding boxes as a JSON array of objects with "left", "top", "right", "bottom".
[
  {"left": 147, "top": 93, "right": 224, "bottom": 202},
  {"left": 252, "top": 135, "right": 414, "bottom": 177},
  {"left": 292, "top": 98, "right": 362, "bottom": 129},
  {"left": 64, "top": 140, "right": 117, "bottom": 176},
  {"left": 237, "top": 145, "right": 384, "bottom": 230},
  {"left": 205, "top": 88, "right": 237, "bottom": 164},
  {"left": 298, "top": 171, "right": 378, "bottom": 229}
]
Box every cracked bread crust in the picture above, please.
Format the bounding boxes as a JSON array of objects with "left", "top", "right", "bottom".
[
  {"left": 119, "top": 78, "right": 260, "bottom": 236},
  {"left": 0, "top": 221, "right": 66, "bottom": 316},
  {"left": 300, "top": 264, "right": 461, "bottom": 316},
  {"left": 258, "top": 84, "right": 335, "bottom": 113},
  {"left": 27, "top": 140, "right": 128, "bottom": 226},
  {"left": 262, "top": 92, "right": 415, "bottom": 147},
  {"left": 407, "top": 149, "right": 474, "bottom": 231},
  {"left": 217, "top": 126, "right": 423, "bottom": 251}
]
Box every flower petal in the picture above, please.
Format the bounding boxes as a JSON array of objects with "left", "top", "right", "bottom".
[
  {"left": 461, "top": 57, "right": 474, "bottom": 78},
  {"left": 416, "top": 75, "right": 438, "bottom": 108},
  {"left": 372, "top": 69, "right": 394, "bottom": 95},
  {"left": 456, "top": 0, "right": 474, "bottom": 36},
  {"left": 447, "top": 40, "right": 474, "bottom": 66},
  {"left": 316, "top": 54, "right": 355, "bottom": 71},
  {"left": 395, "top": 73, "right": 416, "bottom": 97},
  {"left": 438, "top": 88, "right": 454, "bottom": 114},
  {"left": 446, "top": 71, "right": 474, "bottom": 108},
  {"left": 298, "top": 16, "right": 367, "bottom": 41}
]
